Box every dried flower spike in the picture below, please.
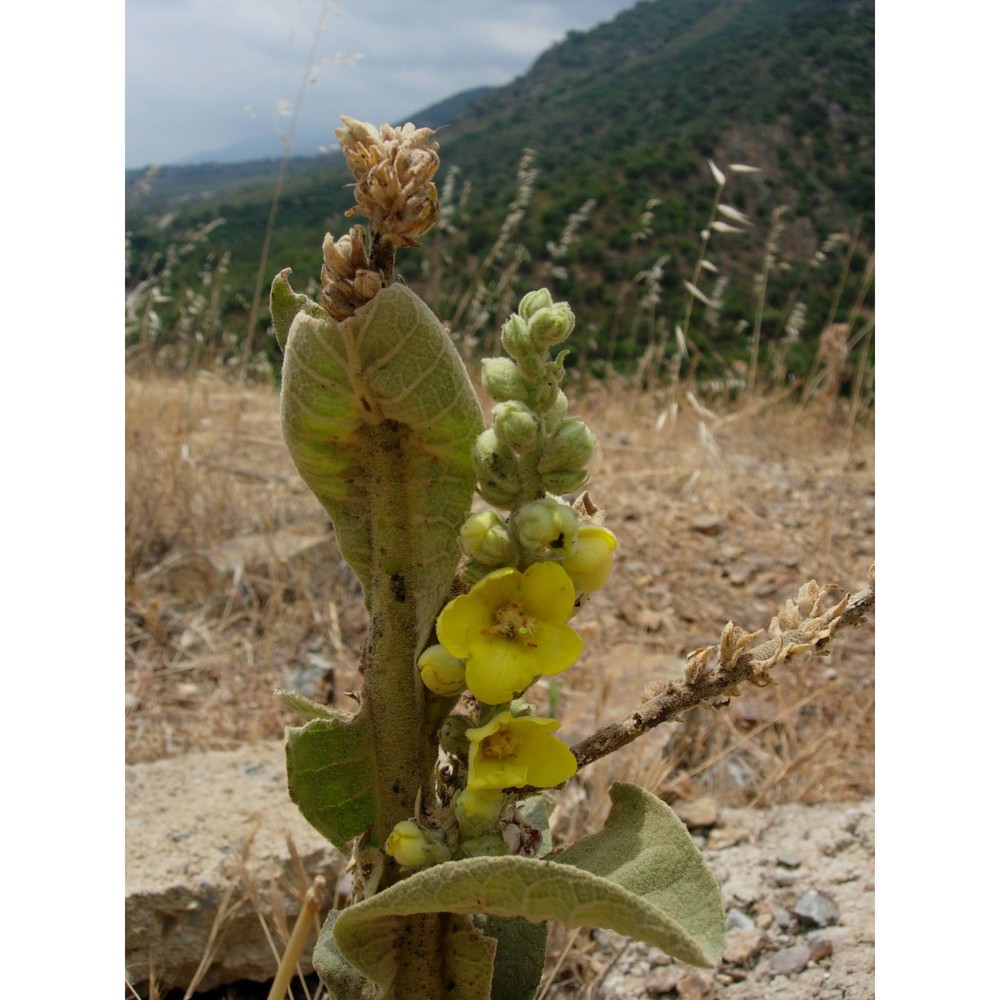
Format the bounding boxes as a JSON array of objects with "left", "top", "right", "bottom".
[{"left": 335, "top": 115, "right": 440, "bottom": 249}]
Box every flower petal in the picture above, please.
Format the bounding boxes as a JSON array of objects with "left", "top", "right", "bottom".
[
  {"left": 465, "top": 636, "right": 539, "bottom": 704},
  {"left": 518, "top": 561, "right": 576, "bottom": 623},
  {"left": 436, "top": 592, "right": 494, "bottom": 657},
  {"left": 527, "top": 620, "right": 584, "bottom": 675}
]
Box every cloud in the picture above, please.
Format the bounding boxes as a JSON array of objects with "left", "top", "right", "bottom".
[{"left": 126, "top": 0, "right": 637, "bottom": 167}]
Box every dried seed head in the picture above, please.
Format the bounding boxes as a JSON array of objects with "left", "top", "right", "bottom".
[
  {"left": 335, "top": 116, "right": 440, "bottom": 248},
  {"left": 319, "top": 225, "right": 384, "bottom": 320}
]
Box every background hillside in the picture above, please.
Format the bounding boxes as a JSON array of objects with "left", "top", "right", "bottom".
[{"left": 125, "top": 0, "right": 874, "bottom": 381}]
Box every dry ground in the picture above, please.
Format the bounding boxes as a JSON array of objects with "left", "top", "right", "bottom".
[{"left": 125, "top": 372, "right": 874, "bottom": 809}]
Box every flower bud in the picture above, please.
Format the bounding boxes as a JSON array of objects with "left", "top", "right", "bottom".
[
  {"left": 493, "top": 400, "right": 540, "bottom": 454},
  {"left": 562, "top": 525, "right": 617, "bottom": 593},
  {"left": 539, "top": 468, "right": 589, "bottom": 495},
  {"left": 517, "top": 288, "right": 553, "bottom": 320},
  {"left": 454, "top": 788, "right": 504, "bottom": 837},
  {"left": 385, "top": 820, "right": 451, "bottom": 868},
  {"left": 500, "top": 315, "right": 544, "bottom": 380},
  {"left": 438, "top": 715, "right": 472, "bottom": 757},
  {"left": 527, "top": 302, "right": 575, "bottom": 349},
  {"left": 460, "top": 832, "right": 507, "bottom": 858},
  {"left": 481, "top": 357, "right": 529, "bottom": 403},
  {"left": 516, "top": 499, "right": 579, "bottom": 559},
  {"left": 459, "top": 510, "right": 517, "bottom": 566},
  {"left": 418, "top": 644, "right": 467, "bottom": 697},
  {"left": 537, "top": 418, "right": 596, "bottom": 474},
  {"left": 472, "top": 429, "right": 521, "bottom": 505}
]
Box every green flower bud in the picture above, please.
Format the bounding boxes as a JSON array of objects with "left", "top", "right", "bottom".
[
  {"left": 438, "top": 715, "right": 472, "bottom": 757},
  {"left": 460, "top": 832, "right": 508, "bottom": 858},
  {"left": 454, "top": 788, "right": 504, "bottom": 838},
  {"left": 517, "top": 288, "right": 553, "bottom": 320},
  {"left": 418, "top": 644, "right": 467, "bottom": 697},
  {"left": 501, "top": 315, "right": 544, "bottom": 380},
  {"left": 481, "top": 357, "right": 529, "bottom": 403},
  {"left": 539, "top": 468, "right": 590, "bottom": 495},
  {"left": 385, "top": 820, "right": 452, "bottom": 868},
  {"left": 472, "top": 429, "right": 521, "bottom": 505},
  {"left": 460, "top": 510, "right": 517, "bottom": 566},
  {"left": 537, "top": 418, "right": 597, "bottom": 474},
  {"left": 493, "top": 400, "right": 540, "bottom": 454},
  {"left": 527, "top": 302, "right": 575, "bottom": 349},
  {"left": 516, "top": 499, "right": 580, "bottom": 559}
]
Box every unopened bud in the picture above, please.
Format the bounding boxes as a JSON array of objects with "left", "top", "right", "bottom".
[
  {"left": 460, "top": 510, "right": 517, "bottom": 566},
  {"left": 517, "top": 288, "right": 554, "bottom": 320},
  {"left": 454, "top": 788, "right": 504, "bottom": 838},
  {"left": 562, "top": 525, "right": 617, "bottom": 593},
  {"left": 539, "top": 468, "right": 589, "bottom": 495},
  {"left": 537, "top": 418, "right": 597, "bottom": 474},
  {"left": 481, "top": 357, "right": 529, "bottom": 403},
  {"left": 516, "top": 499, "right": 580, "bottom": 559},
  {"left": 501, "top": 315, "right": 544, "bottom": 380},
  {"left": 385, "top": 820, "right": 451, "bottom": 868},
  {"left": 472, "top": 429, "right": 521, "bottom": 505},
  {"left": 438, "top": 715, "right": 472, "bottom": 757},
  {"left": 493, "top": 400, "right": 540, "bottom": 454},
  {"left": 460, "top": 832, "right": 508, "bottom": 858},
  {"left": 418, "top": 644, "right": 467, "bottom": 697},
  {"left": 527, "top": 302, "right": 575, "bottom": 348}
]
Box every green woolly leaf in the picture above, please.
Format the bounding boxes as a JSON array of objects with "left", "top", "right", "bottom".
[
  {"left": 480, "top": 914, "right": 547, "bottom": 1000},
  {"left": 330, "top": 782, "right": 724, "bottom": 997},
  {"left": 284, "top": 706, "right": 376, "bottom": 851},
  {"left": 313, "top": 909, "right": 377, "bottom": 1000},
  {"left": 276, "top": 688, "right": 337, "bottom": 721},
  {"left": 275, "top": 280, "right": 484, "bottom": 650},
  {"left": 270, "top": 268, "right": 328, "bottom": 352},
  {"left": 320, "top": 911, "right": 496, "bottom": 1000}
]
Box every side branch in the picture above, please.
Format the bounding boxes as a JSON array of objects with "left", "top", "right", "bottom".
[{"left": 569, "top": 570, "right": 875, "bottom": 773}]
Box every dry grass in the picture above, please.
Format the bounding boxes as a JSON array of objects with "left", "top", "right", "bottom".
[{"left": 125, "top": 371, "right": 873, "bottom": 807}]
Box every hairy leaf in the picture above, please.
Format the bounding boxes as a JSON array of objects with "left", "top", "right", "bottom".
[
  {"left": 329, "top": 783, "right": 724, "bottom": 997},
  {"left": 284, "top": 706, "right": 376, "bottom": 852},
  {"left": 272, "top": 274, "right": 484, "bottom": 648}
]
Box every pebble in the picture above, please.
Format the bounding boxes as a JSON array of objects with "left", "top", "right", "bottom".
[
  {"left": 770, "top": 944, "right": 812, "bottom": 976},
  {"left": 673, "top": 795, "right": 720, "bottom": 829},
  {"left": 793, "top": 888, "right": 840, "bottom": 928},
  {"left": 691, "top": 514, "right": 724, "bottom": 536},
  {"left": 723, "top": 928, "right": 767, "bottom": 966},
  {"left": 645, "top": 966, "right": 684, "bottom": 995},
  {"left": 776, "top": 851, "right": 801, "bottom": 868},
  {"left": 809, "top": 936, "right": 834, "bottom": 961},
  {"left": 773, "top": 869, "right": 799, "bottom": 887},
  {"left": 725, "top": 907, "right": 755, "bottom": 931}
]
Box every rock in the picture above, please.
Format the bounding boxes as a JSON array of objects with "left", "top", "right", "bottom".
[
  {"left": 770, "top": 945, "right": 812, "bottom": 976},
  {"left": 725, "top": 907, "right": 755, "bottom": 931},
  {"left": 723, "top": 928, "right": 767, "bottom": 966},
  {"left": 646, "top": 966, "right": 685, "bottom": 995},
  {"left": 773, "top": 868, "right": 799, "bottom": 887},
  {"left": 125, "top": 742, "right": 342, "bottom": 994},
  {"left": 809, "top": 936, "right": 834, "bottom": 962},
  {"left": 673, "top": 795, "right": 720, "bottom": 829},
  {"left": 691, "top": 514, "right": 724, "bottom": 536},
  {"left": 793, "top": 888, "right": 840, "bottom": 928},
  {"left": 677, "top": 970, "right": 716, "bottom": 999},
  {"left": 776, "top": 851, "right": 801, "bottom": 868}
]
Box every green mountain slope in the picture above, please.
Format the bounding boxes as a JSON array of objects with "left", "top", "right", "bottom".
[{"left": 126, "top": 0, "right": 873, "bottom": 378}]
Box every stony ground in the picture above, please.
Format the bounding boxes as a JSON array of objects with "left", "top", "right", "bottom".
[{"left": 125, "top": 373, "right": 875, "bottom": 998}]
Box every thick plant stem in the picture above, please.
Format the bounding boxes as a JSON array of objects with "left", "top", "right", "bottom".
[{"left": 358, "top": 420, "right": 441, "bottom": 868}]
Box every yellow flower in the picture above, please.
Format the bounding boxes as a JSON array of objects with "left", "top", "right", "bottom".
[
  {"left": 466, "top": 711, "right": 577, "bottom": 791},
  {"left": 418, "top": 644, "right": 467, "bottom": 696},
  {"left": 562, "top": 525, "right": 617, "bottom": 593},
  {"left": 385, "top": 820, "right": 451, "bottom": 868},
  {"left": 436, "top": 561, "right": 583, "bottom": 704}
]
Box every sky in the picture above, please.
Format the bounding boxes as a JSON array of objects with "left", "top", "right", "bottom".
[{"left": 126, "top": 0, "right": 641, "bottom": 168}]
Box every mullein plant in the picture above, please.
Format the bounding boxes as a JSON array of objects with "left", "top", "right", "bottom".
[{"left": 269, "top": 117, "right": 873, "bottom": 1000}]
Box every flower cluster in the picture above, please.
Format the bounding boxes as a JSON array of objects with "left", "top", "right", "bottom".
[
  {"left": 386, "top": 289, "right": 618, "bottom": 870},
  {"left": 335, "top": 116, "right": 440, "bottom": 249}
]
